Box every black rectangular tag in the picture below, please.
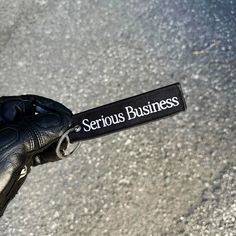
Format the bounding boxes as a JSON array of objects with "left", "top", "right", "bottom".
[{"left": 70, "top": 83, "right": 186, "bottom": 141}]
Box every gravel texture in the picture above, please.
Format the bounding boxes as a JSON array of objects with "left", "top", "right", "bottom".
[{"left": 0, "top": 0, "right": 235, "bottom": 235}]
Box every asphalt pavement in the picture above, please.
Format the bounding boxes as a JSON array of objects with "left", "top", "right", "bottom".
[{"left": 0, "top": 0, "right": 235, "bottom": 235}]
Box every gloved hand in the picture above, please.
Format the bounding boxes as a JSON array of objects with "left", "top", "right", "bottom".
[{"left": 0, "top": 95, "right": 73, "bottom": 216}]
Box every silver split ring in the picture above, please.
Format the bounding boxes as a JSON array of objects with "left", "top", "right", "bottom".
[{"left": 56, "top": 125, "right": 81, "bottom": 159}]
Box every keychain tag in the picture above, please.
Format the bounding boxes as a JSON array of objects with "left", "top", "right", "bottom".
[{"left": 69, "top": 83, "right": 187, "bottom": 142}]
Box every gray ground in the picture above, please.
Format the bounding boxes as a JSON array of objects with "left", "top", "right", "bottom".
[{"left": 0, "top": 0, "right": 236, "bottom": 235}]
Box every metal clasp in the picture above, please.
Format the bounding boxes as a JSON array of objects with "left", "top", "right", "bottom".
[{"left": 56, "top": 125, "right": 81, "bottom": 159}]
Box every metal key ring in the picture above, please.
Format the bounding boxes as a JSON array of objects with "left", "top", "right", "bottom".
[{"left": 56, "top": 125, "right": 81, "bottom": 159}]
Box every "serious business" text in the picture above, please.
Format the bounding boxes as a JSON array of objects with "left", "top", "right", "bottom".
[{"left": 82, "top": 96, "right": 179, "bottom": 132}]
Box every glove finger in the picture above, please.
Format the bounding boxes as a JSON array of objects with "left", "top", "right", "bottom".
[
  {"left": 32, "top": 140, "right": 68, "bottom": 165},
  {"left": 32, "top": 142, "right": 58, "bottom": 165},
  {"left": 24, "top": 111, "right": 72, "bottom": 153},
  {"left": 21, "top": 95, "right": 72, "bottom": 117},
  {"left": 0, "top": 94, "right": 72, "bottom": 126},
  {"left": 0, "top": 96, "right": 35, "bottom": 125}
]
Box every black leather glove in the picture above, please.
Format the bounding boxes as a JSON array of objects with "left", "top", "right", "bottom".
[{"left": 0, "top": 95, "right": 73, "bottom": 216}]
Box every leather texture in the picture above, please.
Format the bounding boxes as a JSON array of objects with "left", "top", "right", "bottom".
[{"left": 0, "top": 95, "right": 73, "bottom": 216}]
